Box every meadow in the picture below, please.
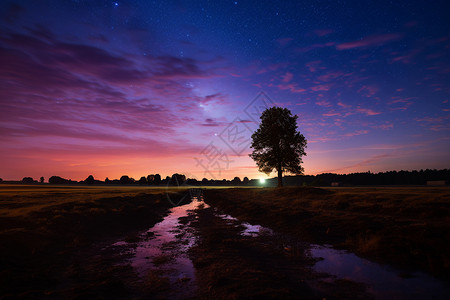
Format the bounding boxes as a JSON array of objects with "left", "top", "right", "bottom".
[
  {"left": 0, "top": 184, "right": 188, "bottom": 298},
  {"left": 204, "top": 186, "right": 450, "bottom": 278},
  {"left": 1, "top": 184, "right": 449, "bottom": 298}
]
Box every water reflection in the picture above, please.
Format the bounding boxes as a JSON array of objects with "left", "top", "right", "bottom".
[
  {"left": 312, "top": 245, "right": 450, "bottom": 299},
  {"left": 214, "top": 210, "right": 450, "bottom": 299},
  {"left": 111, "top": 194, "right": 207, "bottom": 297},
  {"left": 110, "top": 192, "right": 449, "bottom": 299}
]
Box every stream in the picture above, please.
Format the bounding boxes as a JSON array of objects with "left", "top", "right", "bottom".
[{"left": 110, "top": 191, "right": 450, "bottom": 299}]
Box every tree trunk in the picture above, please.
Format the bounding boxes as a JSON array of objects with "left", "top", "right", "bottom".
[{"left": 277, "top": 168, "right": 283, "bottom": 187}]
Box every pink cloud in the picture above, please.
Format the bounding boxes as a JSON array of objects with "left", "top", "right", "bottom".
[
  {"left": 317, "top": 71, "right": 345, "bottom": 82},
  {"left": 391, "top": 47, "right": 422, "bottom": 64},
  {"left": 277, "top": 83, "right": 306, "bottom": 93},
  {"left": 416, "top": 115, "right": 450, "bottom": 131},
  {"left": 336, "top": 33, "right": 403, "bottom": 50},
  {"left": 356, "top": 108, "right": 381, "bottom": 116},
  {"left": 323, "top": 111, "right": 341, "bottom": 117},
  {"left": 337, "top": 101, "right": 351, "bottom": 108},
  {"left": 357, "top": 85, "right": 378, "bottom": 97},
  {"left": 316, "top": 100, "right": 332, "bottom": 107},
  {"left": 388, "top": 97, "right": 414, "bottom": 111},
  {"left": 343, "top": 130, "right": 369, "bottom": 137},
  {"left": 305, "top": 60, "right": 323, "bottom": 72},
  {"left": 281, "top": 72, "right": 294, "bottom": 83},
  {"left": 311, "top": 84, "right": 331, "bottom": 92},
  {"left": 376, "top": 123, "right": 394, "bottom": 130},
  {"left": 295, "top": 42, "right": 335, "bottom": 53},
  {"left": 313, "top": 29, "right": 334, "bottom": 37}
]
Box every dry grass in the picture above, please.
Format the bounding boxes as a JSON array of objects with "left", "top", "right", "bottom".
[
  {"left": 0, "top": 184, "right": 189, "bottom": 298},
  {"left": 204, "top": 186, "right": 450, "bottom": 278}
]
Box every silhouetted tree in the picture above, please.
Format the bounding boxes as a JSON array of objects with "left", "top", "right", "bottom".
[
  {"left": 154, "top": 174, "right": 161, "bottom": 185},
  {"left": 22, "top": 177, "right": 35, "bottom": 184},
  {"left": 105, "top": 177, "right": 110, "bottom": 183},
  {"left": 232, "top": 176, "right": 241, "bottom": 184},
  {"left": 147, "top": 174, "right": 155, "bottom": 185},
  {"left": 250, "top": 107, "right": 307, "bottom": 187},
  {"left": 85, "top": 175, "right": 95, "bottom": 185},
  {"left": 169, "top": 174, "right": 186, "bottom": 186},
  {"left": 138, "top": 176, "right": 147, "bottom": 185},
  {"left": 40, "top": 176, "right": 44, "bottom": 183},
  {"left": 120, "top": 175, "right": 132, "bottom": 185},
  {"left": 243, "top": 177, "right": 249, "bottom": 185},
  {"left": 49, "top": 176, "right": 70, "bottom": 184}
]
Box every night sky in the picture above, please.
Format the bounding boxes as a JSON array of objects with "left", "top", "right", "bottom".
[{"left": 1, "top": 0, "right": 449, "bottom": 181}]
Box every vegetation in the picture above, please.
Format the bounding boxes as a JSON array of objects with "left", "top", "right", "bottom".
[
  {"left": 0, "top": 185, "right": 187, "bottom": 298},
  {"left": 204, "top": 187, "right": 450, "bottom": 278},
  {"left": 4, "top": 169, "right": 448, "bottom": 187},
  {"left": 249, "top": 107, "right": 307, "bottom": 187}
]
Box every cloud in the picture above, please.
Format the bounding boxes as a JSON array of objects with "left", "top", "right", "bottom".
[
  {"left": 281, "top": 72, "right": 293, "bottom": 83},
  {"left": 311, "top": 84, "right": 331, "bottom": 92},
  {"left": 343, "top": 130, "right": 369, "bottom": 137},
  {"left": 201, "top": 118, "right": 221, "bottom": 127},
  {"left": 277, "top": 83, "right": 306, "bottom": 93},
  {"left": 336, "top": 33, "right": 403, "bottom": 50},
  {"left": 356, "top": 108, "right": 381, "bottom": 116},
  {"left": 316, "top": 100, "right": 332, "bottom": 107},
  {"left": 357, "top": 85, "right": 378, "bottom": 97},
  {"left": 337, "top": 101, "right": 351, "bottom": 108},
  {"left": 305, "top": 60, "right": 323, "bottom": 72},
  {"left": 295, "top": 42, "right": 335, "bottom": 53},
  {"left": 317, "top": 71, "right": 345, "bottom": 82},
  {"left": 415, "top": 115, "right": 450, "bottom": 131},
  {"left": 313, "top": 29, "right": 334, "bottom": 37}
]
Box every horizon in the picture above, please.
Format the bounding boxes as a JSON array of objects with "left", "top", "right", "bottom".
[
  {"left": 1, "top": 1, "right": 449, "bottom": 181},
  {"left": 2, "top": 167, "right": 448, "bottom": 183}
]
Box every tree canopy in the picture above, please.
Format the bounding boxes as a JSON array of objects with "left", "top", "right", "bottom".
[{"left": 249, "top": 106, "right": 307, "bottom": 187}]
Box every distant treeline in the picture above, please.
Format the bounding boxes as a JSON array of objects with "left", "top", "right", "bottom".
[
  {"left": 281, "top": 169, "right": 450, "bottom": 186},
  {"left": 1, "top": 169, "right": 449, "bottom": 187}
]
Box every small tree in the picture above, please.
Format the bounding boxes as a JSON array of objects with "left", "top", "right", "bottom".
[
  {"left": 85, "top": 175, "right": 95, "bottom": 185},
  {"left": 249, "top": 106, "right": 307, "bottom": 187}
]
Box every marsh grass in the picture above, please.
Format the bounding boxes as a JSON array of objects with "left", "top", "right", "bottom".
[
  {"left": 204, "top": 186, "right": 450, "bottom": 278},
  {"left": 0, "top": 184, "right": 189, "bottom": 298}
]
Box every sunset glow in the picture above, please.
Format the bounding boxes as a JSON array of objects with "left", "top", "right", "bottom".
[{"left": 0, "top": 1, "right": 449, "bottom": 181}]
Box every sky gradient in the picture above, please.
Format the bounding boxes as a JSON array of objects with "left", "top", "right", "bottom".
[{"left": 1, "top": 0, "right": 449, "bottom": 181}]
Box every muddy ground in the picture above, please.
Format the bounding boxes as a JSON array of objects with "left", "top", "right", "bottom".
[{"left": 1, "top": 185, "right": 449, "bottom": 299}]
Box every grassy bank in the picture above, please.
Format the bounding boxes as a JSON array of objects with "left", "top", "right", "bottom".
[
  {"left": 188, "top": 204, "right": 371, "bottom": 299},
  {"left": 203, "top": 186, "right": 450, "bottom": 278},
  {"left": 0, "top": 185, "right": 186, "bottom": 298}
]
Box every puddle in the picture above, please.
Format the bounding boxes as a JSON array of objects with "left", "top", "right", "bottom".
[
  {"left": 110, "top": 191, "right": 207, "bottom": 297},
  {"left": 312, "top": 245, "right": 450, "bottom": 299},
  {"left": 213, "top": 210, "right": 450, "bottom": 299},
  {"left": 110, "top": 192, "right": 449, "bottom": 299}
]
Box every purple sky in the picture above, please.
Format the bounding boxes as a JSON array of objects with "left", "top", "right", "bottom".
[{"left": 0, "top": 0, "right": 449, "bottom": 181}]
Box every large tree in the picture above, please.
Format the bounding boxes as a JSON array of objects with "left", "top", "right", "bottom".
[{"left": 249, "top": 107, "right": 307, "bottom": 187}]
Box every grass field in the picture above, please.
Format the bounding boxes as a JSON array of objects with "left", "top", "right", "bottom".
[
  {"left": 0, "top": 184, "right": 188, "bottom": 298},
  {"left": 204, "top": 186, "right": 450, "bottom": 278},
  {"left": 1, "top": 184, "right": 449, "bottom": 298}
]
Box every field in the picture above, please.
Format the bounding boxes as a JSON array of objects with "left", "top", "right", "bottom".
[
  {"left": 203, "top": 186, "right": 450, "bottom": 278},
  {"left": 0, "top": 184, "right": 189, "bottom": 298},
  {"left": 1, "top": 184, "right": 449, "bottom": 298}
]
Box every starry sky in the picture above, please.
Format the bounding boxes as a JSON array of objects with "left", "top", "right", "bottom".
[{"left": 0, "top": 0, "right": 449, "bottom": 181}]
